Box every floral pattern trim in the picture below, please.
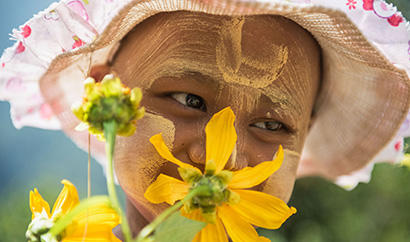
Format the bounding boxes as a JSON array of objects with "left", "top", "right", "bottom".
[
  {"left": 346, "top": 0, "right": 357, "bottom": 10},
  {"left": 362, "top": 0, "right": 404, "bottom": 26}
]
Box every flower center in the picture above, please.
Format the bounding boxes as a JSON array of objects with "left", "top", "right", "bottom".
[
  {"left": 184, "top": 172, "right": 238, "bottom": 223},
  {"left": 191, "top": 175, "right": 229, "bottom": 209}
]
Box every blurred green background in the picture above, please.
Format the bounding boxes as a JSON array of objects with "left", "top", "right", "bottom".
[{"left": 0, "top": 1, "right": 409, "bottom": 242}]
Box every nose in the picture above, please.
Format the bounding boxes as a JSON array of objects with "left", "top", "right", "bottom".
[
  {"left": 187, "top": 130, "right": 250, "bottom": 171},
  {"left": 188, "top": 141, "right": 206, "bottom": 165}
]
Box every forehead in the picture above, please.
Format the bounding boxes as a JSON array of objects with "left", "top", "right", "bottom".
[
  {"left": 116, "top": 11, "right": 320, "bottom": 116},
  {"left": 119, "top": 12, "right": 318, "bottom": 65}
]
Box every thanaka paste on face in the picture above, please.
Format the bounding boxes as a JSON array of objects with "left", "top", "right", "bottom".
[
  {"left": 111, "top": 11, "right": 320, "bottom": 225},
  {"left": 114, "top": 112, "right": 176, "bottom": 220},
  {"left": 215, "top": 14, "right": 318, "bottom": 134},
  {"left": 216, "top": 16, "right": 289, "bottom": 88},
  {"left": 114, "top": 12, "right": 317, "bottom": 126},
  {"left": 215, "top": 83, "right": 262, "bottom": 116},
  {"left": 262, "top": 149, "right": 301, "bottom": 202},
  {"left": 113, "top": 12, "right": 223, "bottom": 90}
]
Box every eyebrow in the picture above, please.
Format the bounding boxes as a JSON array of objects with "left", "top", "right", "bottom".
[
  {"left": 269, "top": 95, "right": 298, "bottom": 111},
  {"left": 180, "top": 70, "right": 219, "bottom": 85},
  {"left": 269, "top": 94, "right": 303, "bottom": 118},
  {"left": 158, "top": 64, "right": 220, "bottom": 88}
]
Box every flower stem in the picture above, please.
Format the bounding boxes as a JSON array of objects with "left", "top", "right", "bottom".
[
  {"left": 104, "top": 120, "right": 133, "bottom": 242},
  {"left": 49, "top": 196, "right": 110, "bottom": 237},
  {"left": 136, "top": 186, "right": 209, "bottom": 241}
]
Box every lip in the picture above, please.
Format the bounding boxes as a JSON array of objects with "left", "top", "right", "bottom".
[
  {"left": 158, "top": 157, "right": 205, "bottom": 178},
  {"left": 124, "top": 152, "right": 269, "bottom": 234},
  {"left": 155, "top": 155, "right": 265, "bottom": 192},
  {"left": 125, "top": 156, "right": 205, "bottom": 222},
  {"left": 125, "top": 189, "right": 166, "bottom": 223}
]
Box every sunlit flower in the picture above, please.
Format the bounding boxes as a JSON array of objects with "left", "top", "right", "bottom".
[
  {"left": 144, "top": 107, "right": 296, "bottom": 242},
  {"left": 401, "top": 154, "right": 410, "bottom": 169},
  {"left": 72, "top": 74, "right": 145, "bottom": 140},
  {"left": 26, "top": 180, "right": 120, "bottom": 242}
]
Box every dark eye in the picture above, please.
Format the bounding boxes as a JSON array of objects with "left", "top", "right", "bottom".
[
  {"left": 171, "top": 93, "right": 207, "bottom": 111},
  {"left": 251, "top": 121, "right": 285, "bottom": 132}
]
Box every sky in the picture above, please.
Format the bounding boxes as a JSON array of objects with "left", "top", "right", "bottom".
[{"left": 0, "top": 0, "right": 107, "bottom": 197}]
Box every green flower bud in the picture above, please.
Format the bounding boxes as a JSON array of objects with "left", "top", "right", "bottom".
[
  {"left": 215, "top": 170, "right": 233, "bottom": 185},
  {"left": 178, "top": 167, "right": 202, "bottom": 184},
  {"left": 71, "top": 74, "right": 144, "bottom": 140}
]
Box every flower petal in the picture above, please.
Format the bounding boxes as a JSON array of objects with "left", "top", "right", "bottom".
[
  {"left": 29, "top": 188, "right": 51, "bottom": 219},
  {"left": 63, "top": 202, "right": 120, "bottom": 242},
  {"left": 229, "top": 145, "right": 283, "bottom": 189},
  {"left": 218, "top": 205, "right": 270, "bottom": 242},
  {"left": 181, "top": 207, "right": 208, "bottom": 223},
  {"left": 230, "top": 189, "right": 296, "bottom": 229},
  {"left": 51, "top": 180, "right": 79, "bottom": 220},
  {"left": 205, "top": 107, "right": 237, "bottom": 173},
  {"left": 192, "top": 217, "right": 228, "bottom": 242},
  {"left": 150, "top": 133, "right": 200, "bottom": 171},
  {"left": 144, "top": 174, "right": 189, "bottom": 205}
]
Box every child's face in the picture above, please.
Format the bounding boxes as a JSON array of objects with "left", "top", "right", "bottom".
[{"left": 111, "top": 12, "right": 320, "bottom": 224}]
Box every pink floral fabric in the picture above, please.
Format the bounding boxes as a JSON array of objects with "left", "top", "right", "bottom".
[{"left": 0, "top": 0, "right": 127, "bottom": 129}]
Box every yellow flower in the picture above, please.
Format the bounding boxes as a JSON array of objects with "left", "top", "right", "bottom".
[
  {"left": 27, "top": 180, "right": 120, "bottom": 242},
  {"left": 401, "top": 154, "right": 410, "bottom": 169},
  {"left": 72, "top": 74, "right": 145, "bottom": 140},
  {"left": 144, "top": 107, "right": 296, "bottom": 242}
]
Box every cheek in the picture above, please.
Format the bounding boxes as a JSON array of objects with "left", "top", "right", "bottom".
[
  {"left": 261, "top": 149, "right": 300, "bottom": 202},
  {"left": 114, "top": 113, "right": 175, "bottom": 219}
]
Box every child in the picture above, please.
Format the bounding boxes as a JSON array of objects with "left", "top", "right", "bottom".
[{"left": 1, "top": 0, "right": 409, "bottom": 239}]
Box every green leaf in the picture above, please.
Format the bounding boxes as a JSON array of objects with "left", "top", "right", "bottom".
[
  {"left": 404, "top": 137, "right": 410, "bottom": 154},
  {"left": 152, "top": 211, "right": 206, "bottom": 242}
]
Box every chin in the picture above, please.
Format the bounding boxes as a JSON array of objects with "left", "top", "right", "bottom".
[{"left": 124, "top": 192, "right": 169, "bottom": 236}]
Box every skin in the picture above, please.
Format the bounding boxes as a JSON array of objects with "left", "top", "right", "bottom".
[{"left": 92, "top": 11, "right": 320, "bottom": 236}]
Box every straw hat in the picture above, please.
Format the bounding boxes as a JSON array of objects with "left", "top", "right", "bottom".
[{"left": 1, "top": 0, "right": 409, "bottom": 188}]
